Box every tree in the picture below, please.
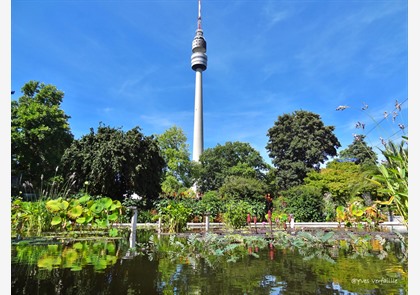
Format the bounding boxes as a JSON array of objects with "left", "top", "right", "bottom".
[
  {"left": 266, "top": 110, "right": 340, "bottom": 190},
  {"left": 60, "top": 124, "right": 165, "bottom": 202},
  {"left": 218, "top": 175, "right": 267, "bottom": 201},
  {"left": 304, "top": 161, "right": 379, "bottom": 206},
  {"left": 197, "top": 141, "right": 270, "bottom": 193},
  {"left": 156, "top": 126, "right": 196, "bottom": 195},
  {"left": 338, "top": 134, "right": 378, "bottom": 165},
  {"left": 11, "top": 81, "right": 74, "bottom": 191}
]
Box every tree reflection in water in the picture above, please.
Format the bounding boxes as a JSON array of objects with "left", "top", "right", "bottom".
[{"left": 12, "top": 231, "right": 407, "bottom": 294}]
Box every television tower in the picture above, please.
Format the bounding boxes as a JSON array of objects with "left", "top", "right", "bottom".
[{"left": 191, "top": 0, "right": 207, "bottom": 162}]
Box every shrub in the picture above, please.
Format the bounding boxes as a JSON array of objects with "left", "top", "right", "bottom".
[
  {"left": 223, "top": 200, "right": 253, "bottom": 229},
  {"left": 155, "top": 199, "right": 192, "bottom": 233},
  {"left": 282, "top": 185, "right": 324, "bottom": 222},
  {"left": 196, "top": 191, "right": 225, "bottom": 222}
]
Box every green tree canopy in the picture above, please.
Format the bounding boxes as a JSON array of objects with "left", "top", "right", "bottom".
[
  {"left": 266, "top": 110, "right": 341, "bottom": 190},
  {"left": 60, "top": 123, "right": 165, "bottom": 202},
  {"left": 218, "top": 175, "right": 267, "bottom": 201},
  {"left": 338, "top": 134, "right": 378, "bottom": 165},
  {"left": 156, "top": 126, "right": 196, "bottom": 195},
  {"left": 304, "top": 161, "right": 378, "bottom": 206},
  {"left": 197, "top": 141, "right": 270, "bottom": 193},
  {"left": 11, "top": 81, "right": 74, "bottom": 190}
]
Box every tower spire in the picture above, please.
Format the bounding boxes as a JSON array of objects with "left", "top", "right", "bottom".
[
  {"left": 197, "top": 0, "right": 202, "bottom": 29},
  {"left": 191, "top": 0, "right": 207, "bottom": 65}
]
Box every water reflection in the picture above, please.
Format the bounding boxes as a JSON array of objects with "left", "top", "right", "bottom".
[{"left": 11, "top": 232, "right": 407, "bottom": 294}]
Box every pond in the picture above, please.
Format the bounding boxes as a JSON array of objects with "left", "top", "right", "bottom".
[{"left": 11, "top": 230, "right": 408, "bottom": 294}]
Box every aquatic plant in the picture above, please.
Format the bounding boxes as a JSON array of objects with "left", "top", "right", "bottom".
[{"left": 45, "top": 195, "right": 123, "bottom": 236}]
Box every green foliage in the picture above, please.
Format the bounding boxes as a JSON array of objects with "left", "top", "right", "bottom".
[
  {"left": 197, "top": 141, "right": 270, "bottom": 193},
  {"left": 335, "top": 198, "right": 387, "bottom": 228},
  {"left": 321, "top": 193, "right": 337, "bottom": 222},
  {"left": 247, "top": 198, "right": 267, "bottom": 221},
  {"left": 60, "top": 123, "right": 165, "bottom": 202},
  {"left": 156, "top": 126, "right": 196, "bottom": 194},
  {"left": 304, "top": 161, "right": 375, "bottom": 206},
  {"left": 196, "top": 191, "right": 225, "bottom": 222},
  {"left": 11, "top": 199, "right": 54, "bottom": 236},
  {"left": 296, "top": 231, "right": 336, "bottom": 247},
  {"left": 218, "top": 175, "right": 267, "bottom": 201},
  {"left": 121, "top": 196, "right": 156, "bottom": 223},
  {"left": 44, "top": 195, "right": 124, "bottom": 232},
  {"left": 266, "top": 110, "right": 341, "bottom": 190},
  {"left": 160, "top": 174, "right": 183, "bottom": 196},
  {"left": 371, "top": 136, "right": 408, "bottom": 226},
  {"left": 11, "top": 81, "right": 74, "bottom": 192},
  {"left": 155, "top": 199, "right": 192, "bottom": 233},
  {"left": 338, "top": 134, "right": 378, "bottom": 165},
  {"left": 223, "top": 200, "right": 253, "bottom": 229},
  {"left": 282, "top": 185, "right": 325, "bottom": 222}
]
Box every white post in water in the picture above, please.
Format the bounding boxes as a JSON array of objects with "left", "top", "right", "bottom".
[
  {"left": 290, "top": 214, "right": 295, "bottom": 229},
  {"left": 204, "top": 213, "right": 210, "bottom": 232},
  {"left": 158, "top": 217, "right": 162, "bottom": 234},
  {"left": 129, "top": 206, "right": 138, "bottom": 248}
]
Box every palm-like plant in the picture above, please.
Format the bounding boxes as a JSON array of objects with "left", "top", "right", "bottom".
[{"left": 371, "top": 136, "right": 408, "bottom": 227}]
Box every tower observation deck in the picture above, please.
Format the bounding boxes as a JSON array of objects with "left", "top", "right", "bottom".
[{"left": 191, "top": 0, "right": 207, "bottom": 71}]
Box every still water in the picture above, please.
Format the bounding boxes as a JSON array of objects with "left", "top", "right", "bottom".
[{"left": 11, "top": 231, "right": 407, "bottom": 294}]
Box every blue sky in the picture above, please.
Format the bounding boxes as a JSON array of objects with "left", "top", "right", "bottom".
[{"left": 10, "top": 0, "right": 408, "bottom": 165}]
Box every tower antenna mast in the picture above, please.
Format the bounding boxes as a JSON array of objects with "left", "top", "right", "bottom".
[{"left": 197, "top": 0, "right": 202, "bottom": 29}]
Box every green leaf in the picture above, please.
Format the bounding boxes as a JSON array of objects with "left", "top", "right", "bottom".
[
  {"left": 67, "top": 205, "right": 83, "bottom": 220},
  {"left": 46, "top": 199, "right": 69, "bottom": 213},
  {"left": 90, "top": 203, "right": 105, "bottom": 214},
  {"left": 108, "top": 213, "right": 118, "bottom": 221},
  {"left": 353, "top": 209, "right": 364, "bottom": 217},
  {"left": 73, "top": 242, "right": 83, "bottom": 250},
  {"left": 76, "top": 217, "right": 86, "bottom": 224},
  {"left": 321, "top": 231, "right": 335, "bottom": 243},
  {"left": 51, "top": 216, "right": 62, "bottom": 226},
  {"left": 99, "top": 197, "right": 113, "bottom": 209},
  {"left": 108, "top": 228, "right": 118, "bottom": 237},
  {"left": 78, "top": 195, "right": 91, "bottom": 203}
]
